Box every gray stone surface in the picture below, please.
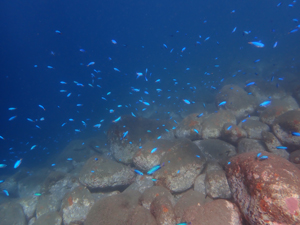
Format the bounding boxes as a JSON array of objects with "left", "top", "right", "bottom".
[
  {"left": 201, "top": 110, "right": 236, "bottom": 139},
  {"left": 33, "top": 211, "right": 62, "bottom": 225},
  {"left": 0, "top": 202, "right": 26, "bottom": 225},
  {"left": 79, "top": 156, "right": 135, "bottom": 189},
  {"left": 216, "top": 84, "right": 257, "bottom": 120},
  {"left": 221, "top": 123, "right": 247, "bottom": 144},
  {"left": 61, "top": 186, "right": 95, "bottom": 225},
  {"left": 152, "top": 139, "right": 206, "bottom": 193},
  {"left": 237, "top": 138, "right": 267, "bottom": 154},
  {"left": 194, "top": 139, "right": 236, "bottom": 166},
  {"left": 239, "top": 119, "right": 270, "bottom": 140},
  {"left": 205, "top": 170, "right": 232, "bottom": 199}
]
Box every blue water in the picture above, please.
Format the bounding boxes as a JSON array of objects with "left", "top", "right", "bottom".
[{"left": 0, "top": 0, "right": 299, "bottom": 174}]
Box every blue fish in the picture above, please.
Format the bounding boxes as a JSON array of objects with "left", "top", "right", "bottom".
[
  {"left": 259, "top": 100, "right": 271, "bottom": 107},
  {"left": 147, "top": 165, "right": 162, "bottom": 175},
  {"left": 9, "top": 116, "right": 17, "bottom": 121},
  {"left": 276, "top": 146, "right": 287, "bottom": 150},
  {"left": 151, "top": 147, "right": 158, "bottom": 153},
  {"left": 259, "top": 155, "right": 268, "bottom": 161},
  {"left": 3, "top": 190, "right": 9, "bottom": 196},
  {"left": 218, "top": 101, "right": 226, "bottom": 106},
  {"left": 248, "top": 42, "right": 265, "bottom": 48},
  {"left": 183, "top": 99, "right": 191, "bottom": 104},
  {"left": 113, "top": 116, "right": 121, "bottom": 123},
  {"left": 292, "top": 132, "right": 300, "bottom": 136},
  {"left": 196, "top": 113, "right": 203, "bottom": 118},
  {"left": 256, "top": 152, "right": 262, "bottom": 159},
  {"left": 14, "top": 159, "right": 22, "bottom": 169},
  {"left": 134, "top": 169, "right": 143, "bottom": 176},
  {"left": 123, "top": 131, "right": 128, "bottom": 138}
]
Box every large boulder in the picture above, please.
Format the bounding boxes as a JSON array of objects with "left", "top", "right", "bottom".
[
  {"left": 259, "top": 96, "right": 299, "bottom": 126},
  {"left": 85, "top": 190, "right": 142, "bottom": 225},
  {"left": 272, "top": 109, "right": 300, "bottom": 148},
  {"left": 182, "top": 199, "right": 242, "bottom": 225},
  {"left": 61, "top": 186, "right": 95, "bottom": 225},
  {"left": 107, "top": 115, "right": 173, "bottom": 164},
  {"left": 194, "top": 139, "right": 236, "bottom": 166},
  {"left": 216, "top": 84, "right": 257, "bottom": 120},
  {"left": 79, "top": 156, "right": 135, "bottom": 189},
  {"left": 226, "top": 151, "right": 300, "bottom": 224},
  {"left": 149, "top": 139, "right": 206, "bottom": 193}
]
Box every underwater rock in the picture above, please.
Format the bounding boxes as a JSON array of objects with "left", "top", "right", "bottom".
[
  {"left": 124, "top": 175, "right": 154, "bottom": 194},
  {"left": 33, "top": 211, "right": 62, "bottom": 225},
  {"left": 259, "top": 96, "right": 299, "bottom": 126},
  {"left": 182, "top": 199, "right": 242, "bottom": 225},
  {"left": 194, "top": 139, "right": 236, "bottom": 166},
  {"left": 41, "top": 171, "right": 80, "bottom": 201},
  {"left": 245, "top": 80, "right": 287, "bottom": 102},
  {"left": 18, "top": 170, "right": 47, "bottom": 198},
  {"left": 216, "top": 84, "right": 257, "bottom": 120},
  {"left": 262, "top": 131, "right": 289, "bottom": 159},
  {"left": 205, "top": 170, "right": 232, "bottom": 199},
  {"left": 28, "top": 217, "right": 36, "bottom": 225},
  {"left": 150, "top": 195, "right": 176, "bottom": 225},
  {"left": 0, "top": 202, "right": 26, "bottom": 225},
  {"left": 19, "top": 196, "right": 38, "bottom": 220},
  {"left": 289, "top": 150, "right": 300, "bottom": 164},
  {"left": 272, "top": 109, "right": 300, "bottom": 148},
  {"left": 201, "top": 110, "right": 236, "bottom": 139},
  {"left": 174, "top": 113, "right": 205, "bottom": 140},
  {"left": 126, "top": 205, "right": 157, "bottom": 225},
  {"left": 239, "top": 118, "right": 270, "bottom": 140},
  {"left": 107, "top": 115, "right": 173, "bottom": 164},
  {"left": 194, "top": 174, "right": 206, "bottom": 196},
  {"left": 52, "top": 139, "right": 97, "bottom": 173},
  {"left": 237, "top": 138, "right": 267, "bottom": 154},
  {"left": 151, "top": 139, "right": 206, "bottom": 193},
  {"left": 36, "top": 193, "right": 61, "bottom": 219},
  {"left": 221, "top": 123, "right": 247, "bottom": 144},
  {"left": 226, "top": 151, "right": 300, "bottom": 225},
  {"left": 133, "top": 139, "right": 175, "bottom": 172},
  {"left": 174, "top": 189, "right": 206, "bottom": 223},
  {"left": 61, "top": 186, "right": 95, "bottom": 225},
  {"left": 79, "top": 156, "right": 135, "bottom": 189},
  {"left": 85, "top": 190, "right": 141, "bottom": 225},
  {"left": 0, "top": 168, "right": 29, "bottom": 197},
  {"left": 91, "top": 190, "right": 120, "bottom": 203},
  {"left": 139, "top": 186, "right": 175, "bottom": 210}
]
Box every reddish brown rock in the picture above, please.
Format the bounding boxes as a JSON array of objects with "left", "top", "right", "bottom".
[
  {"left": 215, "top": 84, "right": 257, "bottom": 120},
  {"left": 259, "top": 96, "right": 299, "bottom": 126},
  {"left": 139, "top": 186, "right": 175, "bottom": 210},
  {"left": 150, "top": 195, "right": 176, "bottom": 225},
  {"left": 174, "top": 190, "right": 206, "bottom": 223},
  {"left": 221, "top": 123, "right": 247, "bottom": 144},
  {"left": 226, "top": 151, "right": 300, "bottom": 225},
  {"left": 85, "top": 190, "right": 141, "bottom": 225},
  {"left": 175, "top": 113, "right": 205, "bottom": 140},
  {"left": 181, "top": 199, "right": 242, "bottom": 225},
  {"left": 272, "top": 109, "right": 300, "bottom": 148},
  {"left": 107, "top": 115, "right": 173, "bottom": 164},
  {"left": 289, "top": 150, "right": 300, "bottom": 164}
]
